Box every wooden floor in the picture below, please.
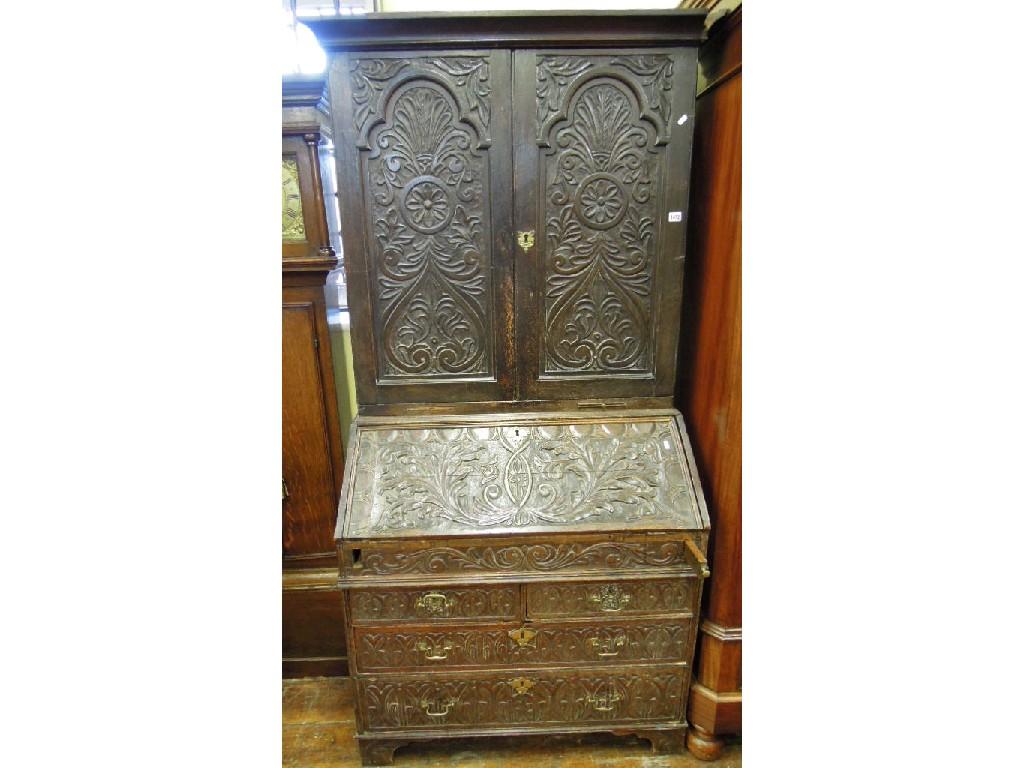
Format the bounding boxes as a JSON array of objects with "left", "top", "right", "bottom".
[{"left": 283, "top": 677, "right": 742, "bottom": 767}]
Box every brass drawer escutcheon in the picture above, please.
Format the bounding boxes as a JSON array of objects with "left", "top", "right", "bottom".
[
  {"left": 587, "top": 635, "right": 627, "bottom": 657},
  {"left": 415, "top": 592, "right": 452, "bottom": 616},
  {"left": 508, "top": 627, "right": 537, "bottom": 649},
  {"left": 420, "top": 698, "right": 456, "bottom": 717},
  {"left": 586, "top": 691, "right": 623, "bottom": 711},
  {"left": 508, "top": 677, "right": 535, "bottom": 695},
  {"left": 589, "top": 584, "right": 631, "bottom": 612},
  {"left": 415, "top": 639, "right": 455, "bottom": 661}
]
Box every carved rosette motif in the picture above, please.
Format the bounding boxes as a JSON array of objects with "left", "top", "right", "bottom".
[
  {"left": 351, "top": 540, "right": 690, "bottom": 578},
  {"left": 351, "top": 57, "right": 494, "bottom": 379},
  {"left": 354, "top": 622, "right": 691, "bottom": 671},
  {"left": 359, "top": 669, "right": 687, "bottom": 730},
  {"left": 349, "top": 586, "right": 517, "bottom": 623},
  {"left": 349, "top": 421, "right": 695, "bottom": 534},
  {"left": 536, "top": 55, "right": 673, "bottom": 375}
]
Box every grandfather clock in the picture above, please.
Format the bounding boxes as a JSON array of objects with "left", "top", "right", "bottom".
[{"left": 282, "top": 74, "right": 347, "bottom": 678}]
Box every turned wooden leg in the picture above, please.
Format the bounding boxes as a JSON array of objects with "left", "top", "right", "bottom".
[
  {"left": 686, "top": 724, "right": 724, "bottom": 761},
  {"left": 358, "top": 739, "right": 408, "bottom": 767},
  {"left": 636, "top": 728, "right": 686, "bottom": 754}
]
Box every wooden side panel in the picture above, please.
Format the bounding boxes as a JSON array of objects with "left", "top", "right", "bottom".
[
  {"left": 283, "top": 301, "right": 337, "bottom": 557},
  {"left": 283, "top": 570, "right": 348, "bottom": 678},
  {"left": 676, "top": 7, "right": 742, "bottom": 741},
  {"left": 513, "top": 48, "right": 698, "bottom": 401}
]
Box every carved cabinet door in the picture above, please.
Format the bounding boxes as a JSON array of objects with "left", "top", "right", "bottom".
[
  {"left": 329, "top": 51, "right": 515, "bottom": 405},
  {"left": 512, "top": 49, "right": 698, "bottom": 401}
]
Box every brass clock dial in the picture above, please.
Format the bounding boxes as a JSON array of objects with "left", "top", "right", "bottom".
[{"left": 282, "top": 157, "right": 306, "bottom": 241}]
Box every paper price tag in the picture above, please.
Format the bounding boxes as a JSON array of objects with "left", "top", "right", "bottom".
[{"left": 667, "top": 211, "right": 683, "bottom": 223}]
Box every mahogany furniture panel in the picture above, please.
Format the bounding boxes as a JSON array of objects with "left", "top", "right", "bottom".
[
  {"left": 308, "top": 10, "right": 710, "bottom": 764},
  {"left": 676, "top": 7, "right": 742, "bottom": 758},
  {"left": 283, "top": 79, "right": 348, "bottom": 678}
]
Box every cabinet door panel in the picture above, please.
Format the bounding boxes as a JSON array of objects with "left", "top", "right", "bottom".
[
  {"left": 513, "top": 49, "right": 698, "bottom": 401},
  {"left": 329, "top": 50, "right": 514, "bottom": 405}
]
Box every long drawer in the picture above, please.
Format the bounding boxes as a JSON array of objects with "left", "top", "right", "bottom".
[
  {"left": 352, "top": 618, "right": 693, "bottom": 672},
  {"left": 349, "top": 585, "right": 519, "bottom": 625},
  {"left": 526, "top": 578, "right": 696, "bottom": 620},
  {"left": 357, "top": 666, "right": 689, "bottom": 732}
]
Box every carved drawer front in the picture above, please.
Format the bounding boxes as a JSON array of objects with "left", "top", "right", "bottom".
[
  {"left": 358, "top": 666, "right": 689, "bottom": 731},
  {"left": 348, "top": 585, "right": 519, "bottom": 625},
  {"left": 526, "top": 578, "right": 695, "bottom": 620},
  {"left": 353, "top": 618, "right": 693, "bottom": 671}
]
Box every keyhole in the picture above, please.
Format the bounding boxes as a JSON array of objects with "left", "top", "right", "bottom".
[{"left": 514, "top": 429, "right": 520, "bottom": 437}]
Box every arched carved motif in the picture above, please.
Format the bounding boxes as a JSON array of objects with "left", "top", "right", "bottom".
[
  {"left": 538, "top": 57, "right": 672, "bottom": 376},
  {"left": 353, "top": 58, "right": 495, "bottom": 380}
]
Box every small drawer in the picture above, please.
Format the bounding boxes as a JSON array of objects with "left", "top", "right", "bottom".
[
  {"left": 358, "top": 666, "right": 689, "bottom": 731},
  {"left": 352, "top": 618, "right": 694, "bottom": 672},
  {"left": 526, "top": 578, "right": 695, "bottom": 620},
  {"left": 348, "top": 585, "right": 519, "bottom": 625}
]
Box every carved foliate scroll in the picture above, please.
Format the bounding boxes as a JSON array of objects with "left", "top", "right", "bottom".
[
  {"left": 350, "top": 57, "right": 494, "bottom": 381},
  {"left": 346, "top": 419, "right": 698, "bottom": 536},
  {"left": 536, "top": 55, "right": 674, "bottom": 376}
]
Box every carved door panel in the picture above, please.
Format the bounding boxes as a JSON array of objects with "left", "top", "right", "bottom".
[
  {"left": 329, "top": 51, "right": 514, "bottom": 405},
  {"left": 512, "top": 49, "right": 698, "bottom": 401}
]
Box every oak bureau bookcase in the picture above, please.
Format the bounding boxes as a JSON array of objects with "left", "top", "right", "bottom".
[{"left": 308, "top": 10, "right": 711, "bottom": 765}]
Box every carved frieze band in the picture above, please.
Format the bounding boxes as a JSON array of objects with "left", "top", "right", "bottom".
[
  {"left": 359, "top": 669, "right": 687, "bottom": 730},
  {"left": 536, "top": 55, "right": 674, "bottom": 376},
  {"left": 349, "top": 540, "right": 691, "bottom": 578}
]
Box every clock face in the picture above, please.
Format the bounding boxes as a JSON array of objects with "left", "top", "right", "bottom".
[{"left": 282, "top": 157, "right": 306, "bottom": 241}]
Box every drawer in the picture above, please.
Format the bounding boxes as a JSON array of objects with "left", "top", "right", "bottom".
[
  {"left": 526, "top": 578, "right": 695, "bottom": 619},
  {"left": 353, "top": 618, "right": 694, "bottom": 672},
  {"left": 348, "top": 585, "right": 519, "bottom": 625},
  {"left": 358, "top": 666, "right": 689, "bottom": 731}
]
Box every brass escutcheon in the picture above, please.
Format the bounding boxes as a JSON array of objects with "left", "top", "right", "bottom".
[
  {"left": 516, "top": 230, "right": 535, "bottom": 252},
  {"left": 508, "top": 677, "right": 535, "bottom": 695},
  {"left": 508, "top": 627, "right": 537, "bottom": 649}
]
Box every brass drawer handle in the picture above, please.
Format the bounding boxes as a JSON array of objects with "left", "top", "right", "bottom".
[
  {"left": 508, "top": 627, "right": 537, "bottom": 649},
  {"left": 587, "top": 635, "right": 627, "bottom": 657},
  {"left": 508, "top": 677, "right": 535, "bottom": 696},
  {"left": 589, "top": 584, "right": 631, "bottom": 612},
  {"left": 586, "top": 691, "right": 622, "bottom": 711},
  {"left": 415, "top": 592, "right": 452, "bottom": 616},
  {"left": 415, "top": 639, "right": 454, "bottom": 661},
  {"left": 420, "top": 698, "right": 456, "bottom": 717}
]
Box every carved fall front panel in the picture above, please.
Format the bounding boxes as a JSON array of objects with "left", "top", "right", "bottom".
[
  {"left": 351, "top": 57, "right": 495, "bottom": 381},
  {"left": 536, "top": 55, "right": 674, "bottom": 376},
  {"left": 346, "top": 418, "right": 699, "bottom": 537}
]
